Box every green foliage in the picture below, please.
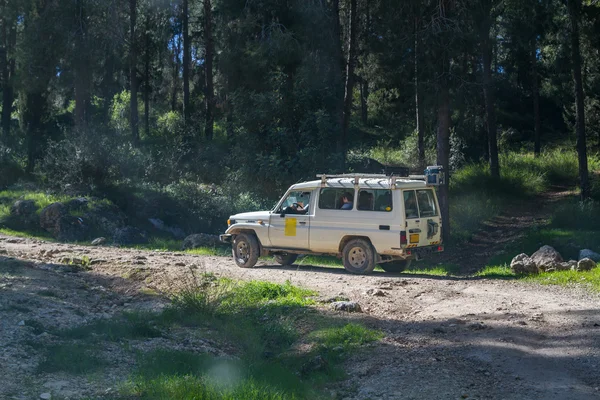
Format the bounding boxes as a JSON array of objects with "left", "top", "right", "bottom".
[
  {"left": 37, "top": 344, "right": 105, "bottom": 374},
  {"left": 57, "top": 312, "right": 163, "bottom": 342},
  {"left": 551, "top": 199, "right": 600, "bottom": 230},
  {"left": 310, "top": 323, "right": 383, "bottom": 350}
]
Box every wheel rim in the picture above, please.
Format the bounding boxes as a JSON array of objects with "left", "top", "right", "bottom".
[
  {"left": 348, "top": 246, "right": 367, "bottom": 268},
  {"left": 236, "top": 241, "right": 250, "bottom": 264}
]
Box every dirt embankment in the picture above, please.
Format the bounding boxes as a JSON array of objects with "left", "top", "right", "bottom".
[{"left": 1, "top": 234, "right": 600, "bottom": 400}]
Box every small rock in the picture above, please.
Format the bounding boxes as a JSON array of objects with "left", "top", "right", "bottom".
[
  {"left": 331, "top": 301, "right": 362, "bottom": 313},
  {"left": 91, "top": 237, "right": 106, "bottom": 246},
  {"left": 579, "top": 249, "right": 600, "bottom": 262},
  {"left": 575, "top": 258, "right": 596, "bottom": 272},
  {"left": 18, "top": 320, "right": 25, "bottom": 326},
  {"left": 40, "top": 393, "right": 51, "bottom": 400},
  {"left": 365, "top": 288, "right": 386, "bottom": 297},
  {"left": 510, "top": 253, "right": 538, "bottom": 275},
  {"left": 174, "top": 262, "right": 186, "bottom": 267}
]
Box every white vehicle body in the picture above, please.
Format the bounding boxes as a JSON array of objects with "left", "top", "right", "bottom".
[{"left": 221, "top": 173, "right": 444, "bottom": 274}]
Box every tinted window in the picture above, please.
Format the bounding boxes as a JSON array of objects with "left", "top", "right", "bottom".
[
  {"left": 416, "top": 189, "right": 438, "bottom": 217},
  {"left": 403, "top": 190, "right": 419, "bottom": 219},
  {"left": 357, "top": 189, "right": 393, "bottom": 212},
  {"left": 318, "top": 188, "right": 355, "bottom": 210}
]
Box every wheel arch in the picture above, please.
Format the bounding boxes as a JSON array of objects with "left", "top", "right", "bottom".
[{"left": 229, "top": 228, "right": 267, "bottom": 256}]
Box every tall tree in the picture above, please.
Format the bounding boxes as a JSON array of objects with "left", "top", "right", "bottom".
[
  {"left": 531, "top": 35, "right": 541, "bottom": 156},
  {"left": 130, "top": 0, "right": 140, "bottom": 144},
  {"left": 480, "top": 0, "right": 500, "bottom": 178},
  {"left": 74, "top": 0, "right": 91, "bottom": 129},
  {"left": 182, "top": 0, "right": 190, "bottom": 124},
  {"left": 415, "top": 14, "right": 425, "bottom": 170},
  {"left": 436, "top": 0, "right": 453, "bottom": 242},
  {"left": 339, "top": 0, "right": 358, "bottom": 167},
  {"left": 567, "top": 0, "right": 589, "bottom": 198},
  {"left": 144, "top": 11, "right": 151, "bottom": 138},
  {"left": 1, "top": 0, "right": 16, "bottom": 140},
  {"left": 204, "top": 0, "right": 215, "bottom": 140}
]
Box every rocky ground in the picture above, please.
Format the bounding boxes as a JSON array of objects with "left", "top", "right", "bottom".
[{"left": 1, "top": 234, "right": 600, "bottom": 400}]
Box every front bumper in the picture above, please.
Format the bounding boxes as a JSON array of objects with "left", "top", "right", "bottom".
[{"left": 220, "top": 234, "right": 233, "bottom": 243}]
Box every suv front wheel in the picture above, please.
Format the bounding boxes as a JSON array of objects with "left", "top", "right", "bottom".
[
  {"left": 342, "top": 239, "right": 376, "bottom": 274},
  {"left": 232, "top": 233, "right": 260, "bottom": 268}
]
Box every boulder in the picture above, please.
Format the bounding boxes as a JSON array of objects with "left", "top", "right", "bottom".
[
  {"left": 331, "top": 301, "right": 362, "bottom": 313},
  {"left": 10, "top": 199, "right": 37, "bottom": 218},
  {"left": 510, "top": 253, "right": 539, "bottom": 275},
  {"left": 91, "top": 237, "right": 106, "bottom": 246},
  {"left": 575, "top": 258, "right": 596, "bottom": 272},
  {"left": 9, "top": 200, "right": 38, "bottom": 225},
  {"left": 182, "top": 233, "right": 220, "bottom": 250},
  {"left": 149, "top": 218, "right": 186, "bottom": 239},
  {"left": 40, "top": 203, "right": 88, "bottom": 242},
  {"left": 550, "top": 260, "right": 577, "bottom": 272},
  {"left": 530, "top": 245, "right": 563, "bottom": 271},
  {"left": 65, "top": 197, "right": 89, "bottom": 212},
  {"left": 83, "top": 203, "right": 126, "bottom": 236},
  {"left": 579, "top": 249, "right": 600, "bottom": 263},
  {"left": 113, "top": 226, "right": 148, "bottom": 245}
]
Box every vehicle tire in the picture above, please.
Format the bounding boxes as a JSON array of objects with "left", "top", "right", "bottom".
[
  {"left": 274, "top": 253, "right": 298, "bottom": 266},
  {"left": 379, "top": 259, "right": 412, "bottom": 273},
  {"left": 342, "top": 239, "right": 376, "bottom": 275},
  {"left": 232, "top": 233, "right": 260, "bottom": 268}
]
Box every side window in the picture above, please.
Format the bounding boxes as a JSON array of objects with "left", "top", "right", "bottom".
[
  {"left": 318, "top": 188, "right": 355, "bottom": 210},
  {"left": 358, "top": 189, "right": 393, "bottom": 212},
  {"left": 279, "top": 191, "right": 311, "bottom": 211},
  {"left": 403, "top": 190, "right": 419, "bottom": 219},
  {"left": 416, "top": 189, "right": 438, "bottom": 217}
]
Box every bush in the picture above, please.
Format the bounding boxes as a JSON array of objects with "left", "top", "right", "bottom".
[{"left": 551, "top": 199, "right": 600, "bottom": 231}]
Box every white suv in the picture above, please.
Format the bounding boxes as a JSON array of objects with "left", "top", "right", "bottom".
[{"left": 220, "top": 171, "right": 444, "bottom": 274}]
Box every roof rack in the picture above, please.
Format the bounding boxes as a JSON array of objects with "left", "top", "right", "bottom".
[{"left": 316, "top": 166, "right": 444, "bottom": 187}]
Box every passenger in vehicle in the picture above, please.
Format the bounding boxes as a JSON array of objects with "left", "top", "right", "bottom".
[
  {"left": 375, "top": 192, "right": 392, "bottom": 211},
  {"left": 341, "top": 192, "right": 354, "bottom": 210},
  {"left": 404, "top": 193, "right": 419, "bottom": 218},
  {"left": 358, "top": 191, "right": 374, "bottom": 210}
]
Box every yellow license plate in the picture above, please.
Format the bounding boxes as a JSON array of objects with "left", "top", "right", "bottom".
[{"left": 410, "top": 233, "right": 419, "bottom": 243}]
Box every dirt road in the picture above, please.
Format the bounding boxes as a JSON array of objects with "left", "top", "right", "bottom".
[{"left": 1, "top": 234, "right": 599, "bottom": 400}]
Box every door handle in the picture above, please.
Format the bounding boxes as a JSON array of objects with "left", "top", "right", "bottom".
[
  {"left": 299, "top": 221, "right": 307, "bottom": 225},
  {"left": 409, "top": 228, "right": 421, "bottom": 233}
]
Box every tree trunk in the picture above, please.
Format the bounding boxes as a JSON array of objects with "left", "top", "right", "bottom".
[
  {"left": 204, "top": 0, "right": 215, "bottom": 141},
  {"left": 568, "top": 0, "right": 589, "bottom": 198},
  {"left": 171, "top": 35, "right": 180, "bottom": 112},
  {"left": 482, "top": 10, "right": 499, "bottom": 178},
  {"left": 415, "top": 16, "right": 425, "bottom": 170},
  {"left": 436, "top": 0, "right": 451, "bottom": 242},
  {"left": 130, "top": 0, "right": 139, "bottom": 144},
  {"left": 24, "top": 92, "right": 46, "bottom": 174},
  {"left": 1, "top": 3, "right": 15, "bottom": 140},
  {"left": 144, "top": 14, "right": 150, "bottom": 139},
  {"left": 74, "top": 0, "right": 90, "bottom": 130},
  {"left": 339, "top": 0, "right": 357, "bottom": 169},
  {"left": 182, "top": 0, "right": 190, "bottom": 124},
  {"left": 360, "top": 79, "right": 368, "bottom": 125},
  {"left": 531, "top": 39, "right": 541, "bottom": 156}
]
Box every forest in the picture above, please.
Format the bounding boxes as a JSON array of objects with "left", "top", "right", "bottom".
[{"left": 1, "top": 0, "right": 600, "bottom": 242}]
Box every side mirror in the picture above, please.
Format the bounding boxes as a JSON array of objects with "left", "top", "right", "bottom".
[{"left": 280, "top": 212, "right": 286, "bottom": 218}]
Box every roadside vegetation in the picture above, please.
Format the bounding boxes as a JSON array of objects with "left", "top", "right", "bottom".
[{"left": 27, "top": 277, "right": 383, "bottom": 399}]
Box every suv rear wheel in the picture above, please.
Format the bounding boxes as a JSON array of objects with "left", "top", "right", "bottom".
[
  {"left": 379, "top": 259, "right": 412, "bottom": 273},
  {"left": 274, "top": 253, "right": 298, "bottom": 266},
  {"left": 232, "top": 233, "right": 260, "bottom": 268},
  {"left": 342, "top": 239, "right": 376, "bottom": 274}
]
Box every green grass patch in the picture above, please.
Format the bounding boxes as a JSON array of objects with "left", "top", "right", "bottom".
[
  {"left": 525, "top": 268, "right": 600, "bottom": 291},
  {"left": 0, "top": 227, "right": 53, "bottom": 240},
  {"left": 37, "top": 343, "right": 105, "bottom": 374},
  {"left": 310, "top": 323, "right": 383, "bottom": 351},
  {"left": 475, "top": 265, "right": 516, "bottom": 279},
  {"left": 57, "top": 312, "right": 163, "bottom": 342},
  {"left": 404, "top": 263, "right": 463, "bottom": 276}
]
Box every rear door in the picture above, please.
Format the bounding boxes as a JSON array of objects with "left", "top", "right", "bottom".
[{"left": 403, "top": 189, "right": 442, "bottom": 248}]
